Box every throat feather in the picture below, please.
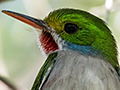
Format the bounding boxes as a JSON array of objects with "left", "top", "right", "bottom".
[{"left": 39, "top": 32, "right": 59, "bottom": 55}]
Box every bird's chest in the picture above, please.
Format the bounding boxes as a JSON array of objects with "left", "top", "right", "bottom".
[{"left": 41, "top": 50, "right": 120, "bottom": 90}]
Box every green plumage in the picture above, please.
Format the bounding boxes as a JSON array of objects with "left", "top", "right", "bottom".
[
  {"left": 44, "top": 8, "right": 118, "bottom": 68},
  {"left": 31, "top": 52, "right": 57, "bottom": 90}
]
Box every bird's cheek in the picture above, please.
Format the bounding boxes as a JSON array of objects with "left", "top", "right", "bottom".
[{"left": 76, "top": 33, "right": 95, "bottom": 45}]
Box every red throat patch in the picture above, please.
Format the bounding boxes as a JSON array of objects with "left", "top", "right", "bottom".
[{"left": 39, "top": 31, "right": 59, "bottom": 55}]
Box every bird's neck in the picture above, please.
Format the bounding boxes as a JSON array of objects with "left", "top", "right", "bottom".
[
  {"left": 61, "top": 41, "right": 103, "bottom": 58},
  {"left": 51, "top": 31, "right": 118, "bottom": 68}
]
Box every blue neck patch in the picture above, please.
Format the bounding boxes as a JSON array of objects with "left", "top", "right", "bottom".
[{"left": 64, "top": 41, "right": 102, "bottom": 57}]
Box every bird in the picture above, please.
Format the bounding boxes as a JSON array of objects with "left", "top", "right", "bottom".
[{"left": 2, "top": 8, "right": 120, "bottom": 90}]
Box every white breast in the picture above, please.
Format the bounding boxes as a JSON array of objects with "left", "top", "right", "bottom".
[{"left": 41, "top": 50, "right": 120, "bottom": 90}]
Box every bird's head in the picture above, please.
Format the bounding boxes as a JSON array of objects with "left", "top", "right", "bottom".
[{"left": 2, "top": 8, "right": 118, "bottom": 68}]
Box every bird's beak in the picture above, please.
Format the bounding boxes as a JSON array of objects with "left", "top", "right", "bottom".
[{"left": 2, "top": 10, "right": 48, "bottom": 30}]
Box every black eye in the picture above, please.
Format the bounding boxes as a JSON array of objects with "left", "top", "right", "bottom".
[{"left": 64, "top": 23, "right": 79, "bottom": 34}]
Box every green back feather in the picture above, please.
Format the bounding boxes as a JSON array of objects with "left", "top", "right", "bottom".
[{"left": 31, "top": 52, "right": 57, "bottom": 90}]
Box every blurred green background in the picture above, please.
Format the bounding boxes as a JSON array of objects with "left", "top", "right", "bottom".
[{"left": 0, "top": 0, "right": 120, "bottom": 90}]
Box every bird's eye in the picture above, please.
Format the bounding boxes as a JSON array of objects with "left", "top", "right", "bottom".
[{"left": 64, "top": 23, "right": 79, "bottom": 34}]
